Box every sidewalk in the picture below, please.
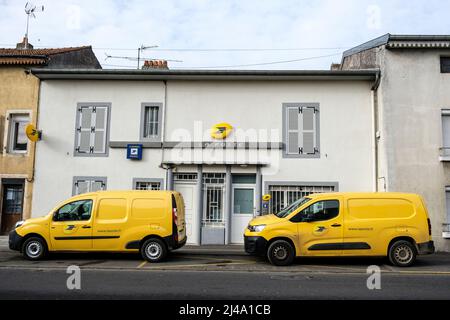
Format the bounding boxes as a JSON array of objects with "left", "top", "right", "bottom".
[{"left": 179, "top": 245, "right": 246, "bottom": 256}]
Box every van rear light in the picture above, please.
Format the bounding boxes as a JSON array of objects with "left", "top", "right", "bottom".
[
  {"left": 173, "top": 208, "right": 178, "bottom": 225},
  {"left": 427, "top": 218, "right": 432, "bottom": 236}
]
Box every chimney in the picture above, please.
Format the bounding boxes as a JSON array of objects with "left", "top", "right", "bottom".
[
  {"left": 330, "top": 63, "right": 342, "bottom": 71},
  {"left": 16, "top": 37, "right": 34, "bottom": 50},
  {"left": 142, "top": 60, "right": 169, "bottom": 70}
]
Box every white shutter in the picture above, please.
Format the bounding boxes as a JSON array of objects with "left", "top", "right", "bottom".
[{"left": 286, "top": 106, "right": 300, "bottom": 155}]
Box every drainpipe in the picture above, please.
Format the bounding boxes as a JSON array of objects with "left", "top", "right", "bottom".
[
  {"left": 372, "top": 70, "right": 382, "bottom": 192},
  {"left": 196, "top": 165, "right": 203, "bottom": 245},
  {"left": 255, "top": 166, "right": 262, "bottom": 216},
  {"left": 225, "top": 165, "right": 232, "bottom": 245}
]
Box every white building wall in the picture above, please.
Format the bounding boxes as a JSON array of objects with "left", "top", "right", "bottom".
[{"left": 32, "top": 78, "right": 375, "bottom": 244}]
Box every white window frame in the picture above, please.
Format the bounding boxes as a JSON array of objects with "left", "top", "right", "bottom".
[
  {"left": 140, "top": 103, "right": 163, "bottom": 142},
  {"left": 132, "top": 178, "right": 164, "bottom": 190},
  {"left": 4, "top": 111, "right": 31, "bottom": 155}
]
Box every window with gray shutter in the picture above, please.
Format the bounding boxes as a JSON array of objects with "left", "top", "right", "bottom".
[
  {"left": 140, "top": 103, "right": 163, "bottom": 142},
  {"left": 73, "top": 177, "right": 107, "bottom": 195},
  {"left": 283, "top": 103, "right": 320, "bottom": 158},
  {"left": 75, "top": 104, "right": 110, "bottom": 157}
]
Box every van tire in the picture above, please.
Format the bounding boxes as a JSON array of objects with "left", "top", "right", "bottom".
[
  {"left": 141, "top": 238, "right": 167, "bottom": 263},
  {"left": 388, "top": 240, "right": 417, "bottom": 267},
  {"left": 267, "top": 240, "right": 295, "bottom": 266},
  {"left": 22, "top": 237, "right": 47, "bottom": 261}
]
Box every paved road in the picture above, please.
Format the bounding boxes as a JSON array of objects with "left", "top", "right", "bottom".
[
  {"left": 0, "top": 268, "right": 449, "bottom": 300},
  {"left": 0, "top": 237, "right": 449, "bottom": 299}
]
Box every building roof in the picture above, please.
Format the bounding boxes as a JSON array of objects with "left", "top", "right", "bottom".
[
  {"left": 343, "top": 33, "right": 450, "bottom": 58},
  {"left": 30, "top": 68, "right": 379, "bottom": 82},
  {"left": 0, "top": 46, "right": 93, "bottom": 66}
]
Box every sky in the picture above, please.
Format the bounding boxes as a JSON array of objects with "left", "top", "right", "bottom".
[{"left": 1, "top": 0, "right": 449, "bottom": 70}]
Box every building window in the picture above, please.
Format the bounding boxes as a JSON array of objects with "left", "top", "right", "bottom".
[
  {"left": 7, "top": 114, "right": 29, "bottom": 154},
  {"left": 74, "top": 104, "right": 110, "bottom": 157},
  {"left": 133, "top": 179, "right": 163, "bottom": 190},
  {"left": 174, "top": 173, "right": 198, "bottom": 182},
  {"left": 267, "top": 184, "right": 336, "bottom": 214},
  {"left": 72, "top": 177, "right": 107, "bottom": 195},
  {"left": 441, "top": 110, "right": 450, "bottom": 160},
  {"left": 3, "top": 184, "right": 24, "bottom": 214},
  {"left": 140, "top": 103, "right": 163, "bottom": 142},
  {"left": 283, "top": 103, "right": 320, "bottom": 158},
  {"left": 441, "top": 57, "right": 450, "bottom": 73}
]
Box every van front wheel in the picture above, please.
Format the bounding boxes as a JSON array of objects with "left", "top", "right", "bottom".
[
  {"left": 388, "top": 240, "right": 417, "bottom": 267},
  {"left": 141, "top": 238, "right": 167, "bottom": 263},
  {"left": 22, "top": 237, "right": 47, "bottom": 261},
  {"left": 267, "top": 240, "right": 295, "bottom": 266}
]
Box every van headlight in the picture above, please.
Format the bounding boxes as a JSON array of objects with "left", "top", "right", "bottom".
[
  {"left": 248, "top": 224, "right": 266, "bottom": 232},
  {"left": 15, "top": 221, "right": 25, "bottom": 229}
]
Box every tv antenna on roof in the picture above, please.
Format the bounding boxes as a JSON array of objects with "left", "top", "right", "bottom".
[{"left": 24, "top": 2, "right": 44, "bottom": 39}]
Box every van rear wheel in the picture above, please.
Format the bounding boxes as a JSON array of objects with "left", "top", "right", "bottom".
[
  {"left": 267, "top": 240, "right": 295, "bottom": 266},
  {"left": 388, "top": 240, "right": 417, "bottom": 267},
  {"left": 141, "top": 238, "right": 167, "bottom": 263}
]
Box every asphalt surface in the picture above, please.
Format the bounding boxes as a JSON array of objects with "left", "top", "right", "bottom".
[{"left": 0, "top": 237, "right": 449, "bottom": 299}]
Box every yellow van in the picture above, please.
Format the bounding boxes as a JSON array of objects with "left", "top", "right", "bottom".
[
  {"left": 245, "top": 193, "right": 435, "bottom": 267},
  {"left": 9, "top": 190, "right": 186, "bottom": 262}
]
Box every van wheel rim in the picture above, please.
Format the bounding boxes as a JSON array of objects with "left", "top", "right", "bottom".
[
  {"left": 394, "top": 245, "right": 413, "bottom": 264},
  {"left": 146, "top": 243, "right": 162, "bottom": 259},
  {"left": 273, "top": 246, "right": 288, "bottom": 260},
  {"left": 27, "top": 241, "right": 42, "bottom": 257}
]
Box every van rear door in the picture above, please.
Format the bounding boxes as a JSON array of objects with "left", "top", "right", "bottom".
[{"left": 172, "top": 193, "right": 186, "bottom": 244}]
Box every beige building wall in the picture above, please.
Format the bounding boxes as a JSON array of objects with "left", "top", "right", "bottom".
[{"left": 0, "top": 67, "right": 39, "bottom": 225}]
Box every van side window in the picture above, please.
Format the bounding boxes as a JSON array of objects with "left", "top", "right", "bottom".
[
  {"left": 293, "top": 200, "right": 339, "bottom": 222},
  {"left": 54, "top": 200, "right": 93, "bottom": 222}
]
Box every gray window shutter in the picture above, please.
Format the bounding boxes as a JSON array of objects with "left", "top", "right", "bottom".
[
  {"left": 442, "top": 114, "right": 450, "bottom": 148},
  {"left": 75, "top": 180, "right": 90, "bottom": 195},
  {"left": 301, "top": 107, "right": 316, "bottom": 154},
  {"left": 77, "top": 107, "right": 93, "bottom": 153},
  {"left": 93, "top": 106, "right": 108, "bottom": 154},
  {"left": 91, "top": 180, "right": 106, "bottom": 192},
  {"left": 286, "top": 106, "right": 300, "bottom": 155}
]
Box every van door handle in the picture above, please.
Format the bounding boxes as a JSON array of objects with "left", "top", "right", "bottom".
[
  {"left": 331, "top": 224, "right": 342, "bottom": 228},
  {"left": 82, "top": 225, "right": 92, "bottom": 229}
]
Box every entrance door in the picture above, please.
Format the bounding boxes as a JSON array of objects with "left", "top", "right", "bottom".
[
  {"left": 231, "top": 184, "right": 256, "bottom": 244},
  {"left": 1, "top": 181, "right": 25, "bottom": 234},
  {"left": 175, "top": 183, "right": 198, "bottom": 245}
]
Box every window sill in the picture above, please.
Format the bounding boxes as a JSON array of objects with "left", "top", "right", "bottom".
[{"left": 439, "top": 156, "right": 450, "bottom": 162}]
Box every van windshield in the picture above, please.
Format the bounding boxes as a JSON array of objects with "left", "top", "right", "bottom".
[{"left": 275, "top": 197, "right": 311, "bottom": 218}]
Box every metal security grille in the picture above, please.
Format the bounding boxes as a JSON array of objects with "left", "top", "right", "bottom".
[
  {"left": 268, "top": 185, "right": 335, "bottom": 214},
  {"left": 202, "top": 173, "right": 226, "bottom": 226},
  {"left": 135, "top": 182, "right": 161, "bottom": 190},
  {"left": 174, "top": 173, "right": 198, "bottom": 182}
]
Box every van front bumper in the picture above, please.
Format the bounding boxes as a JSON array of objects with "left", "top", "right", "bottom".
[
  {"left": 244, "top": 236, "right": 267, "bottom": 256},
  {"left": 417, "top": 241, "right": 435, "bottom": 255},
  {"left": 9, "top": 230, "right": 23, "bottom": 252}
]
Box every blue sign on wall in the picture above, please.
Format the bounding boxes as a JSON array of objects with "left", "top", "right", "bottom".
[{"left": 127, "top": 144, "right": 143, "bottom": 160}]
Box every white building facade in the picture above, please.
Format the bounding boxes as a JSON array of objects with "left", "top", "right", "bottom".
[{"left": 31, "top": 69, "right": 377, "bottom": 245}]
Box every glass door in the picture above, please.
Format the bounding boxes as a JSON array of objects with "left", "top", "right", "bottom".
[{"left": 231, "top": 184, "right": 256, "bottom": 244}]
